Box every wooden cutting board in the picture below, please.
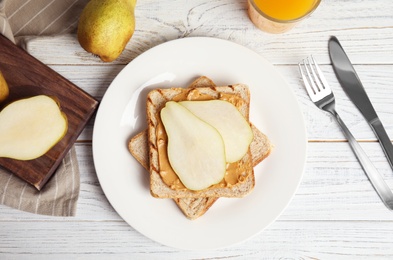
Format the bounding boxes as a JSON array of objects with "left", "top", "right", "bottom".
[{"left": 0, "top": 35, "right": 99, "bottom": 190}]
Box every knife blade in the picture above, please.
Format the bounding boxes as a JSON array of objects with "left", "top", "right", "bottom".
[{"left": 328, "top": 36, "right": 393, "bottom": 170}]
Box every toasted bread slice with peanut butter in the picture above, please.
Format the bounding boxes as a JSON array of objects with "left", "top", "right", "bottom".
[
  {"left": 129, "top": 123, "right": 271, "bottom": 219},
  {"left": 147, "top": 83, "right": 256, "bottom": 198},
  {"left": 128, "top": 76, "right": 272, "bottom": 219}
]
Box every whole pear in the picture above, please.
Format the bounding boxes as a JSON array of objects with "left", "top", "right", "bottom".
[
  {"left": 0, "top": 71, "right": 9, "bottom": 104},
  {"left": 77, "top": 0, "right": 136, "bottom": 62}
]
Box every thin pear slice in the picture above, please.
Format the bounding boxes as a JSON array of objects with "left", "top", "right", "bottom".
[
  {"left": 160, "top": 101, "right": 226, "bottom": 191},
  {"left": 179, "top": 100, "right": 253, "bottom": 163},
  {"left": 0, "top": 95, "right": 68, "bottom": 160}
]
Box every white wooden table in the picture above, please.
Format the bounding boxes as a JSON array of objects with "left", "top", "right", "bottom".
[{"left": 1, "top": 0, "right": 393, "bottom": 258}]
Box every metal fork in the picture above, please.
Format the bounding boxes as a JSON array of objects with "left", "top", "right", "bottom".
[{"left": 299, "top": 56, "right": 393, "bottom": 210}]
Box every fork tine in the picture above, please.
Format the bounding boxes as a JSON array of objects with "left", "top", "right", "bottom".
[
  {"left": 298, "top": 61, "right": 317, "bottom": 97},
  {"left": 310, "top": 55, "right": 330, "bottom": 90},
  {"left": 307, "top": 56, "right": 324, "bottom": 91},
  {"left": 302, "top": 58, "right": 320, "bottom": 94}
]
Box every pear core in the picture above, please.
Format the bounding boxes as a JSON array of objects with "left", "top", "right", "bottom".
[{"left": 0, "top": 95, "right": 68, "bottom": 160}]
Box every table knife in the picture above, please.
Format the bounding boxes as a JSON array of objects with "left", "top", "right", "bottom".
[{"left": 329, "top": 36, "right": 393, "bottom": 171}]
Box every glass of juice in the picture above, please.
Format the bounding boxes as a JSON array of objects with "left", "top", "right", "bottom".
[{"left": 248, "top": 0, "right": 321, "bottom": 33}]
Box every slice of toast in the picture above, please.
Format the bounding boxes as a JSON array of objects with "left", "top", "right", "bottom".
[
  {"left": 129, "top": 124, "right": 272, "bottom": 219},
  {"left": 147, "top": 85, "right": 254, "bottom": 198},
  {"left": 128, "top": 76, "right": 272, "bottom": 219}
]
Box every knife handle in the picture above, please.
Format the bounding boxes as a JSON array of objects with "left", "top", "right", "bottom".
[
  {"left": 370, "top": 118, "right": 393, "bottom": 171},
  {"left": 331, "top": 110, "right": 393, "bottom": 210}
]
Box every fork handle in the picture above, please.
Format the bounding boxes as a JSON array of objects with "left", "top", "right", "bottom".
[{"left": 330, "top": 109, "right": 393, "bottom": 210}]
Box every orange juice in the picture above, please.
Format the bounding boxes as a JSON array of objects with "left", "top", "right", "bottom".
[
  {"left": 248, "top": 0, "right": 320, "bottom": 33},
  {"left": 253, "top": 0, "right": 317, "bottom": 21}
]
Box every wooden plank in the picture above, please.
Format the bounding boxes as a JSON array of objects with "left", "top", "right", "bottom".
[
  {"left": 21, "top": 0, "right": 393, "bottom": 66},
  {"left": 45, "top": 65, "right": 125, "bottom": 100},
  {"left": 0, "top": 220, "right": 392, "bottom": 258},
  {"left": 0, "top": 35, "right": 99, "bottom": 190}
]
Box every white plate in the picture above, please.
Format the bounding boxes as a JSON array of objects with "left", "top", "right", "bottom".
[{"left": 93, "top": 37, "right": 307, "bottom": 250}]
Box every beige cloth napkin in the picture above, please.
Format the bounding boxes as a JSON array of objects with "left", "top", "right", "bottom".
[{"left": 0, "top": 0, "right": 89, "bottom": 216}]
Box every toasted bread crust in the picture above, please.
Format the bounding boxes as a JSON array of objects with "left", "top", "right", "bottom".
[
  {"left": 174, "top": 197, "right": 218, "bottom": 220},
  {"left": 128, "top": 131, "right": 149, "bottom": 170}
]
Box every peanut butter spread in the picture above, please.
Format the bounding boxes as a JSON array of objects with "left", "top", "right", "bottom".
[{"left": 156, "top": 87, "right": 252, "bottom": 192}]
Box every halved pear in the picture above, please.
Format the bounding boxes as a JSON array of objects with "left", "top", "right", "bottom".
[
  {"left": 0, "top": 95, "right": 68, "bottom": 160},
  {"left": 0, "top": 71, "right": 9, "bottom": 103},
  {"left": 160, "top": 101, "right": 226, "bottom": 191},
  {"left": 179, "top": 100, "right": 253, "bottom": 163}
]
